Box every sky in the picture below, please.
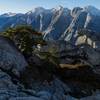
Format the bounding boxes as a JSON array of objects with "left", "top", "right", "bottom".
[{"left": 0, "top": 0, "right": 100, "bottom": 14}]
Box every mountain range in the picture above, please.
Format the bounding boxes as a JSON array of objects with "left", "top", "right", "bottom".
[{"left": 0, "top": 5, "right": 100, "bottom": 43}]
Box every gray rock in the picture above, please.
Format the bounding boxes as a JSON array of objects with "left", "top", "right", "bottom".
[
  {"left": 43, "top": 6, "right": 72, "bottom": 40},
  {"left": 71, "top": 7, "right": 83, "bottom": 17},
  {"left": 53, "top": 78, "right": 71, "bottom": 93},
  {"left": 79, "top": 45, "right": 100, "bottom": 66},
  {"left": 80, "top": 94, "right": 100, "bottom": 100},
  {"left": 65, "top": 95, "right": 78, "bottom": 100},
  {"left": 10, "top": 96, "right": 44, "bottom": 100},
  {"left": 0, "top": 36, "right": 28, "bottom": 77},
  {"left": 37, "top": 91, "right": 52, "bottom": 100},
  {"left": 61, "top": 6, "right": 100, "bottom": 46},
  {"left": 0, "top": 69, "right": 17, "bottom": 90},
  {"left": 0, "top": 71, "right": 18, "bottom": 99}
]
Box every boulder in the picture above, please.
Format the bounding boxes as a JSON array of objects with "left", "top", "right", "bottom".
[
  {"left": 80, "top": 94, "right": 100, "bottom": 100},
  {"left": 37, "top": 91, "right": 52, "bottom": 100},
  {"left": 0, "top": 69, "right": 27, "bottom": 100},
  {"left": 65, "top": 95, "right": 78, "bottom": 100},
  {"left": 0, "top": 36, "right": 28, "bottom": 77}
]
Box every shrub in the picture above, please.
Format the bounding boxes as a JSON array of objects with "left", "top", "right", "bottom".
[{"left": 2, "top": 25, "right": 44, "bottom": 57}]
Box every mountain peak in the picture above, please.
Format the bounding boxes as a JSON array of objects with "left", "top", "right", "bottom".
[
  {"left": 27, "top": 7, "right": 45, "bottom": 14},
  {"left": 52, "top": 5, "right": 63, "bottom": 11},
  {"left": 34, "top": 7, "right": 45, "bottom": 11},
  {"left": 85, "top": 5, "right": 98, "bottom": 10},
  {"left": 71, "top": 7, "right": 83, "bottom": 17},
  {"left": 84, "top": 5, "right": 100, "bottom": 16},
  {"left": 55, "top": 5, "right": 63, "bottom": 10},
  {"left": 0, "top": 12, "right": 16, "bottom": 17}
]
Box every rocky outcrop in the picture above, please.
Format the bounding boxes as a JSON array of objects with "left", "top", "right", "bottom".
[
  {"left": 80, "top": 91, "right": 100, "bottom": 100},
  {"left": 0, "top": 67, "right": 100, "bottom": 100},
  {"left": 0, "top": 68, "right": 72, "bottom": 100},
  {"left": 0, "top": 36, "right": 28, "bottom": 77}
]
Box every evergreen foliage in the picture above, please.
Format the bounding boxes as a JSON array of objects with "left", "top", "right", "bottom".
[{"left": 2, "top": 25, "right": 43, "bottom": 56}]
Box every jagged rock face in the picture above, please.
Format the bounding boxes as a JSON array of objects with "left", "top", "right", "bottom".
[
  {"left": 39, "top": 40, "right": 75, "bottom": 52},
  {"left": 0, "top": 36, "right": 28, "bottom": 77},
  {"left": 0, "top": 69, "right": 26, "bottom": 100},
  {"left": 0, "top": 69, "right": 72, "bottom": 100},
  {"left": 75, "top": 29, "right": 100, "bottom": 48},
  {"left": 80, "top": 92, "right": 100, "bottom": 100},
  {"left": 80, "top": 45, "right": 100, "bottom": 65},
  {"left": 39, "top": 39, "right": 100, "bottom": 67},
  {"left": 85, "top": 14, "right": 100, "bottom": 33},
  {"left": 62, "top": 11, "right": 88, "bottom": 43},
  {"left": 71, "top": 7, "right": 83, "bottom": 17},
  {"left": 43, "top": 7, "right": 72, "bottom": 40},
  {"left": 25, "top": 7, "right": 53, "bottom": 32},
  {"left": 61, "top": 6, "right": 100, "bottom": 45}
]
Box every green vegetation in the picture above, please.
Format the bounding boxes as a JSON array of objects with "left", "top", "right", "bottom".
[
  {"left": 37, "top": 52, "right": 59, "bottom": 66},
  {"left": 2, "top": 25, "right": 44, "bottom": 57},
  {"left": 1, "top": 25, "right": 59, "bottom": 65}
]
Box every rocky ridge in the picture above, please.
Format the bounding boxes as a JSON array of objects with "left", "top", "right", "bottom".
[{"left": 0, "top": 36, "right": 99, "bottom": 100}]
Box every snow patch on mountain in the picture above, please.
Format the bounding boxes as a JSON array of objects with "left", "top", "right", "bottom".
[
  {"left": 84, "top": 13, "right": 92, "bottom": 28},
  {"left": 0, "top": 12, "right": 16, "bottom": 17},
  {"left": 43, "top": 6, "right": 64, "bottom": 39}
]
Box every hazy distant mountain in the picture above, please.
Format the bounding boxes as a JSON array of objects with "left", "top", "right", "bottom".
[{"left": 0, "top": 5, "right": 100, "bottom": 41}]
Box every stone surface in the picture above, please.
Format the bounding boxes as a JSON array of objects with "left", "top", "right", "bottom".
[
  {"left": 0, "top": 36, "right": 28, "bottom": 77},
  {"left": 10, "top": 97, "right": 44, "bottom": 100},
  {"left": 80, "top": 94, "right": 100, "bottom": 100}
]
